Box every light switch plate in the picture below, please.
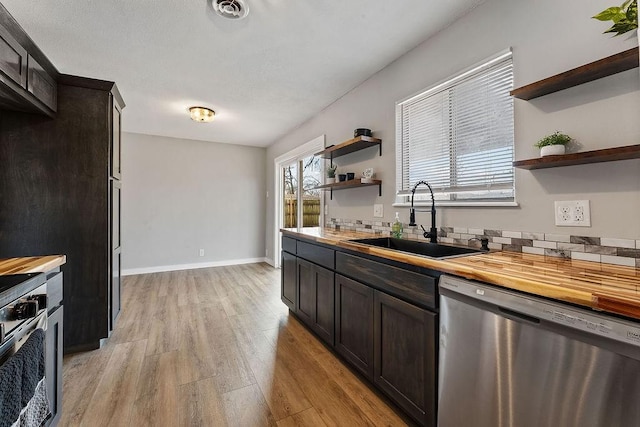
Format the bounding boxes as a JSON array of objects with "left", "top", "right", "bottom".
[
  {"left": 373, "top": 204, "right": 383, "bottom": 218},
  {"left": 554, "top": 200, "right": 591, "bottom": 227}
]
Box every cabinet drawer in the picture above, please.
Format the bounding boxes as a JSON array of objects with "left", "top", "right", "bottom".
[
  {"left": 282, "top": 236, "right": 296, "bottom": 254},
  {"left": 297, "top": 240, "right": 334, "bottom": 269},
  {"left": 336, "top": 252, "right": 436, "bottom": 309},
  {"left": 46, "top": 271, "right": 63, "bottom": 311}
]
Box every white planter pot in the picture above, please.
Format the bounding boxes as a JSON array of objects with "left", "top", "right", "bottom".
[
  {"left": 540, "top": 145, "right": 566, "bottom": 157},
  {"left": 326, "top": 177, "right": 335, "bottom": 184}
]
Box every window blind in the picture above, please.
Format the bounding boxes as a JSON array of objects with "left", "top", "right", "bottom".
[{"left": 396, "top": 52, "right": 514, "bottom": 201}]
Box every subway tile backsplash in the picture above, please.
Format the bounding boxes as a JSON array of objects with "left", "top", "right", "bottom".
[{"left": 326, "top": 218, "right": 640, "bottom": 267}]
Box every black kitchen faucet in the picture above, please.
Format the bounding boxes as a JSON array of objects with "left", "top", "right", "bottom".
[{"left": 408, "top": 180, "right": 438, "bottom": 244}]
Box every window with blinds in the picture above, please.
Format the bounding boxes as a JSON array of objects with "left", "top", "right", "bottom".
[{"left": 396, "top": 51, "right": 514, "bottom": 203}]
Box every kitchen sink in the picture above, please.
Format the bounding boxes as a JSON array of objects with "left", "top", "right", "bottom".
[{"left": 350, "top": 237, "right": 485, "bottom": 259}]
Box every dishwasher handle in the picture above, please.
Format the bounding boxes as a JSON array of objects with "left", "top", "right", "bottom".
[{"left": 498, "top": 306, "right": 540, "bottom": 325}]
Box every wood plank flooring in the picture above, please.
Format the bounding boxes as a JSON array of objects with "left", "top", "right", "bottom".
[{"left": 61, "top": 263, "right": 410, "bottom": 426}]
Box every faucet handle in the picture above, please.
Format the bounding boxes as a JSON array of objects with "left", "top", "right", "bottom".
[{"left": 469, "top": 237, "right": 489, "bottom": 251}]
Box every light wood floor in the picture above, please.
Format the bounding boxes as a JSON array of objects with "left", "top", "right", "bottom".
[{"left": 61, "top": 263, "right": 410, "bottom": 426}]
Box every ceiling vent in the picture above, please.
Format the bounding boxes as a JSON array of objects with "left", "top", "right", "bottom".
[{"left": 213, "top": 0, "right": 249, "bottom": 20}]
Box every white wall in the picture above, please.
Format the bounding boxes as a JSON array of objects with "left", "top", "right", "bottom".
[
  {"left": 122, "top": 132, "right": 266, "bottom": 273},
  {"left": 266, "top": 0, "right": 640, "bottom": 256}
]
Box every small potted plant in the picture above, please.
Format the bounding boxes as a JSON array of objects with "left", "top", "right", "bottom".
[
  {"left": 535, "top": 131, "right": 572, "bottom": 157},
  {"left": 326, "top": 165, "right": 337, "bottom": 183},
  {"left": 592, "top": 0, "right": 638, "bottom": 36}
]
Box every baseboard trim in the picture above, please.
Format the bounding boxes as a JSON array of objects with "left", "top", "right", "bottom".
[
  {"left": 122, "top": 257, "right": 268, "bottom": 276},
  {"left": 264, "top": 257, "right": 276, "bottom": 267}
]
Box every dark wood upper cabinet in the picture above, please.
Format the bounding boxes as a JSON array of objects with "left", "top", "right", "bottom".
[
  {"left": 0, "top": 5, "right": 58, "bottom": 115},
  {"left": 0, "top": 22, "right": 27, "bottom": 88},
  {"left": 111, "top": 99, "right": 121, "bottom": 179},
  {"left": 27, "top": 54, "right": 57, "bottom": 111}
]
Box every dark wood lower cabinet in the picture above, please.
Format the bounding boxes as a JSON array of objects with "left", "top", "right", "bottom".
[
  {"left": 281, "top": 251, "right": 297, "bottom": 311},
  {"left": 335, "top": 274, "right": 374, "bottom": 379},
  {"left": 374, "top": 291, "right": 437, "bottom": 427},
  {"left": 296, "top": 258, "right": 335, "bottom": 345},
  {"left": 45, "top": 305, "right": 63, "bottom": 427}
]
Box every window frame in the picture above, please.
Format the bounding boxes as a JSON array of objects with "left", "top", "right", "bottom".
[{"left": 394, "top": 49, "right": 518, "bottom": 208}]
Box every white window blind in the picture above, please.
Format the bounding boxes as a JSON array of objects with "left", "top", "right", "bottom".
[{"left": 396, "top": 52, "right": 514, "bottom": 202}]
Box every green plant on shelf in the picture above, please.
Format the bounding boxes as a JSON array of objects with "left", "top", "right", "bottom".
[
  {"left": 593, "top": 0, "right": 638, "bottom": 36},
  {"left": 534, "top": 131, "right": 572, "bottom": 148},
  {"left": 326, "top": 164, "right": 337, "bottom": 178}
]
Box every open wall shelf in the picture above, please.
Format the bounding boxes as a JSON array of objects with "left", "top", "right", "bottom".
[
  {"left": 513, "top": 144, "right": 640, "bottom": 170},
  {"left": 314, "top": 179, "right": 382, "bottom": 200},
  {"left": 510, "top": 47, "right": 639, "bottom": 100},
  {"left": 315, "top": 135, "right": 382, "bottom": 163}
]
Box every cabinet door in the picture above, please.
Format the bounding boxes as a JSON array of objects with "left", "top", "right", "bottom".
[
  {"left": 374, "top": 291, "right": 436, "bottom": 427},
  {"left": 335, "top": 274, "right": 374, "bottom": 379},
  {"left": 0, "top": 24, "right": 27, "bottom": 88},
  {"left": 111, "top": 98, "right": 122, "bottom": 179},
  {"left": 27, "top": 54, "right": 56, "bottom": 111},
  {"left": 110, "top": 180, "right": 122, "bottom": 328},
  {"left": 45, "top": 305, "right": 63, "bottom": 427},
  {"left": 296, "top": 257, "right": 315, "bottom": 327},
  {"left": 313, "top": 264, "right": 334, "bottom": 345},
  {"left": 281, "top": 251, "right": 297, "bottom": 311}
]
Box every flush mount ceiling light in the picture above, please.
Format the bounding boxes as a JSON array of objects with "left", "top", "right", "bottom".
[
  {"left": 189, "top": 106, "right": 215, "bottom": 123},
  {"left": 213, "top": 0, "right": 249, "bottom": 20}
]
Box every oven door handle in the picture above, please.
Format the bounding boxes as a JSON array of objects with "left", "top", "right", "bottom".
[{"left": 0, "top": 311, "right": 47, "bottom": 362}]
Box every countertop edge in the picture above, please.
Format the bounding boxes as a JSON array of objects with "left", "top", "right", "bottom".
[
  {"left": 281, "top": 228, "right": 640, "bottom": 320},
  {"left": 0, "top": 255, "right": 67, "bottom": 275}
]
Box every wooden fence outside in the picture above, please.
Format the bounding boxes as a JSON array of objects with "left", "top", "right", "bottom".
[{"left": 284, "top": 196, "right": 321, "bottom": 228}]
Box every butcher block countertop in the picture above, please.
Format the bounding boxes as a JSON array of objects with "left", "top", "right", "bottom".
[
  {"left": 282, "top": 228, "right": 640, "bottom": 320},
  {"left": 0, "top": 255, "right": 67, "bottom": 275}
]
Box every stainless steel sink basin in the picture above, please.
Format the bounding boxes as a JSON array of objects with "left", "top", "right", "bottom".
[{"left": 350, "top": 237, "right": 485, "bottom": 259}]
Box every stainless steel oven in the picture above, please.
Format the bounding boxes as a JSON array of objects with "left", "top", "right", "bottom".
[{"left": 0, "top": 273, "right": 48, "bottom": 365}]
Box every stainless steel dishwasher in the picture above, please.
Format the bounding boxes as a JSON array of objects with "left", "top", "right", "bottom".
[{"left": 438, "top": 274, "right": 640, "bottom": 427}]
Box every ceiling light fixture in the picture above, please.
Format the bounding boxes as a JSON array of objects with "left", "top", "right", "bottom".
[
  {"left": 213, "top": 0, "right": 249, "bottom": 20},
  {"left": 189, "top": 106, "right": 215, "bottom": 123}
]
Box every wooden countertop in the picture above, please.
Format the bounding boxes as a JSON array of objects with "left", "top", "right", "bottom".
[
  {"left": 282, "top": 228, "right": 640, "bottom": 320},
  {"left": 0, "top": 255, "right": 67, "bottom": 275}
]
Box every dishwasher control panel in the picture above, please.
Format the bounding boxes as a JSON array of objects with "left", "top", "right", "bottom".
[{"left": 440, "top": 274, "right": 640, "bottom": 348}]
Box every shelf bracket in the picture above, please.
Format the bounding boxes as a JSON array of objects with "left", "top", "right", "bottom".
[
  {"left": 330, "top": 187, "right": 333, "bottom": 200},
  {"left": 378, "top": 183, "right": 381, "bottom": 197},
  {"left": 378, "top": 143, "right": 382, "bottom": 157}
]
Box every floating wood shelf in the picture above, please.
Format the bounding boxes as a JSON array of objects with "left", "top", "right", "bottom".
[
  {"left": 315, "top": 135, "right": 382, "bottom": 163},
  {"left": 314, "top": 179, "right": 382, "bottom": 200},
  {"left": 510, "top": 47, "right": 639, "bottom": 100},
  {"left": 513, "top": 144, "right": 640, "bottom": 170}
]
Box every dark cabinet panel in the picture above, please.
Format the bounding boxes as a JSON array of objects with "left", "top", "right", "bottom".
[
  {"left": 374, "top": 291, "right": 437, "bottom": 427},
  {"left": 296, "top": 258, "right": 315, "bottom": 326},
  {"left": 111, "top": 248, "right": 121, "bottom": 328},
  {"left": 335, "top": 274, "right": 374, "bottom": 379},
  {"left": 297, "top": 240, "right": 334, "bottom": 269},
  {"left": 111, "top": 98, "right": 121, "bottom": 179},
  {"left": 0, "top": 78, "right": 124, "bottom": 352},
  {"left": 282, "top": 236, "right": 296, "bottom": 254},
  {"left": 296, "top": 257, "right": 335, "bottom": 345},
  {"left": 27, "top": 54, "right": 56, "bottom": 111},
  {"left": 0, "top": 23, "right": 27, "bottom": 88},
  {"left": 281, "top": 251, "right": 297, "bottom": 311},
  {"left": 45, "top": 305, "right": 63, "bottom": 427},
  {"left": 111, "top": 180, "right": 121, "bottom": 251}
]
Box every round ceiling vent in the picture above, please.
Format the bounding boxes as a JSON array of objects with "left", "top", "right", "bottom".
[{"left": 213, "top": 0, "right": 249, "bottom": 20}]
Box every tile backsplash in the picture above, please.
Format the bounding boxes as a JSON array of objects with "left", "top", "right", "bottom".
[{"left": 326, "top": 218, "right": 640, "bottom": 268}]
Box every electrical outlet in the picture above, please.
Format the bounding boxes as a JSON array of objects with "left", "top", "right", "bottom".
[
  {"left": 373, "top": 204, "right": 383, "bottom": 218},
  {"left": 554, "top": 200, "right": 591, "bottom": 227},
  {"left": 199, "top": 249, "right": 205, "bottom": 257}
]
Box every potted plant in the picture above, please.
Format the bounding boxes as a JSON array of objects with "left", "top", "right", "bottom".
[
  {"left": 326, "top": 165, "right": 337, "bottom": 183},
  {"left": 535, "top": 131, "right": 572, "bottom": 157},
  {"left": 593, "top": 0, "right": 638, "bottom": 36}
]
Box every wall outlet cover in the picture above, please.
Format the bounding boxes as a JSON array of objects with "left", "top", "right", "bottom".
[
  {"left": 554, "top": 200, "right": 591, "bottom": 227},
  {"left": 373, "top": 204, "right": 383, "bottom": 218},
  {"left": 199, "top": 249, "right": 205, "bottom": 256}
]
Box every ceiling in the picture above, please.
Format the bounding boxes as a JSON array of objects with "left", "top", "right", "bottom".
[{"left": 4, "top": 0, "right": 482, "bottom": 147}]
